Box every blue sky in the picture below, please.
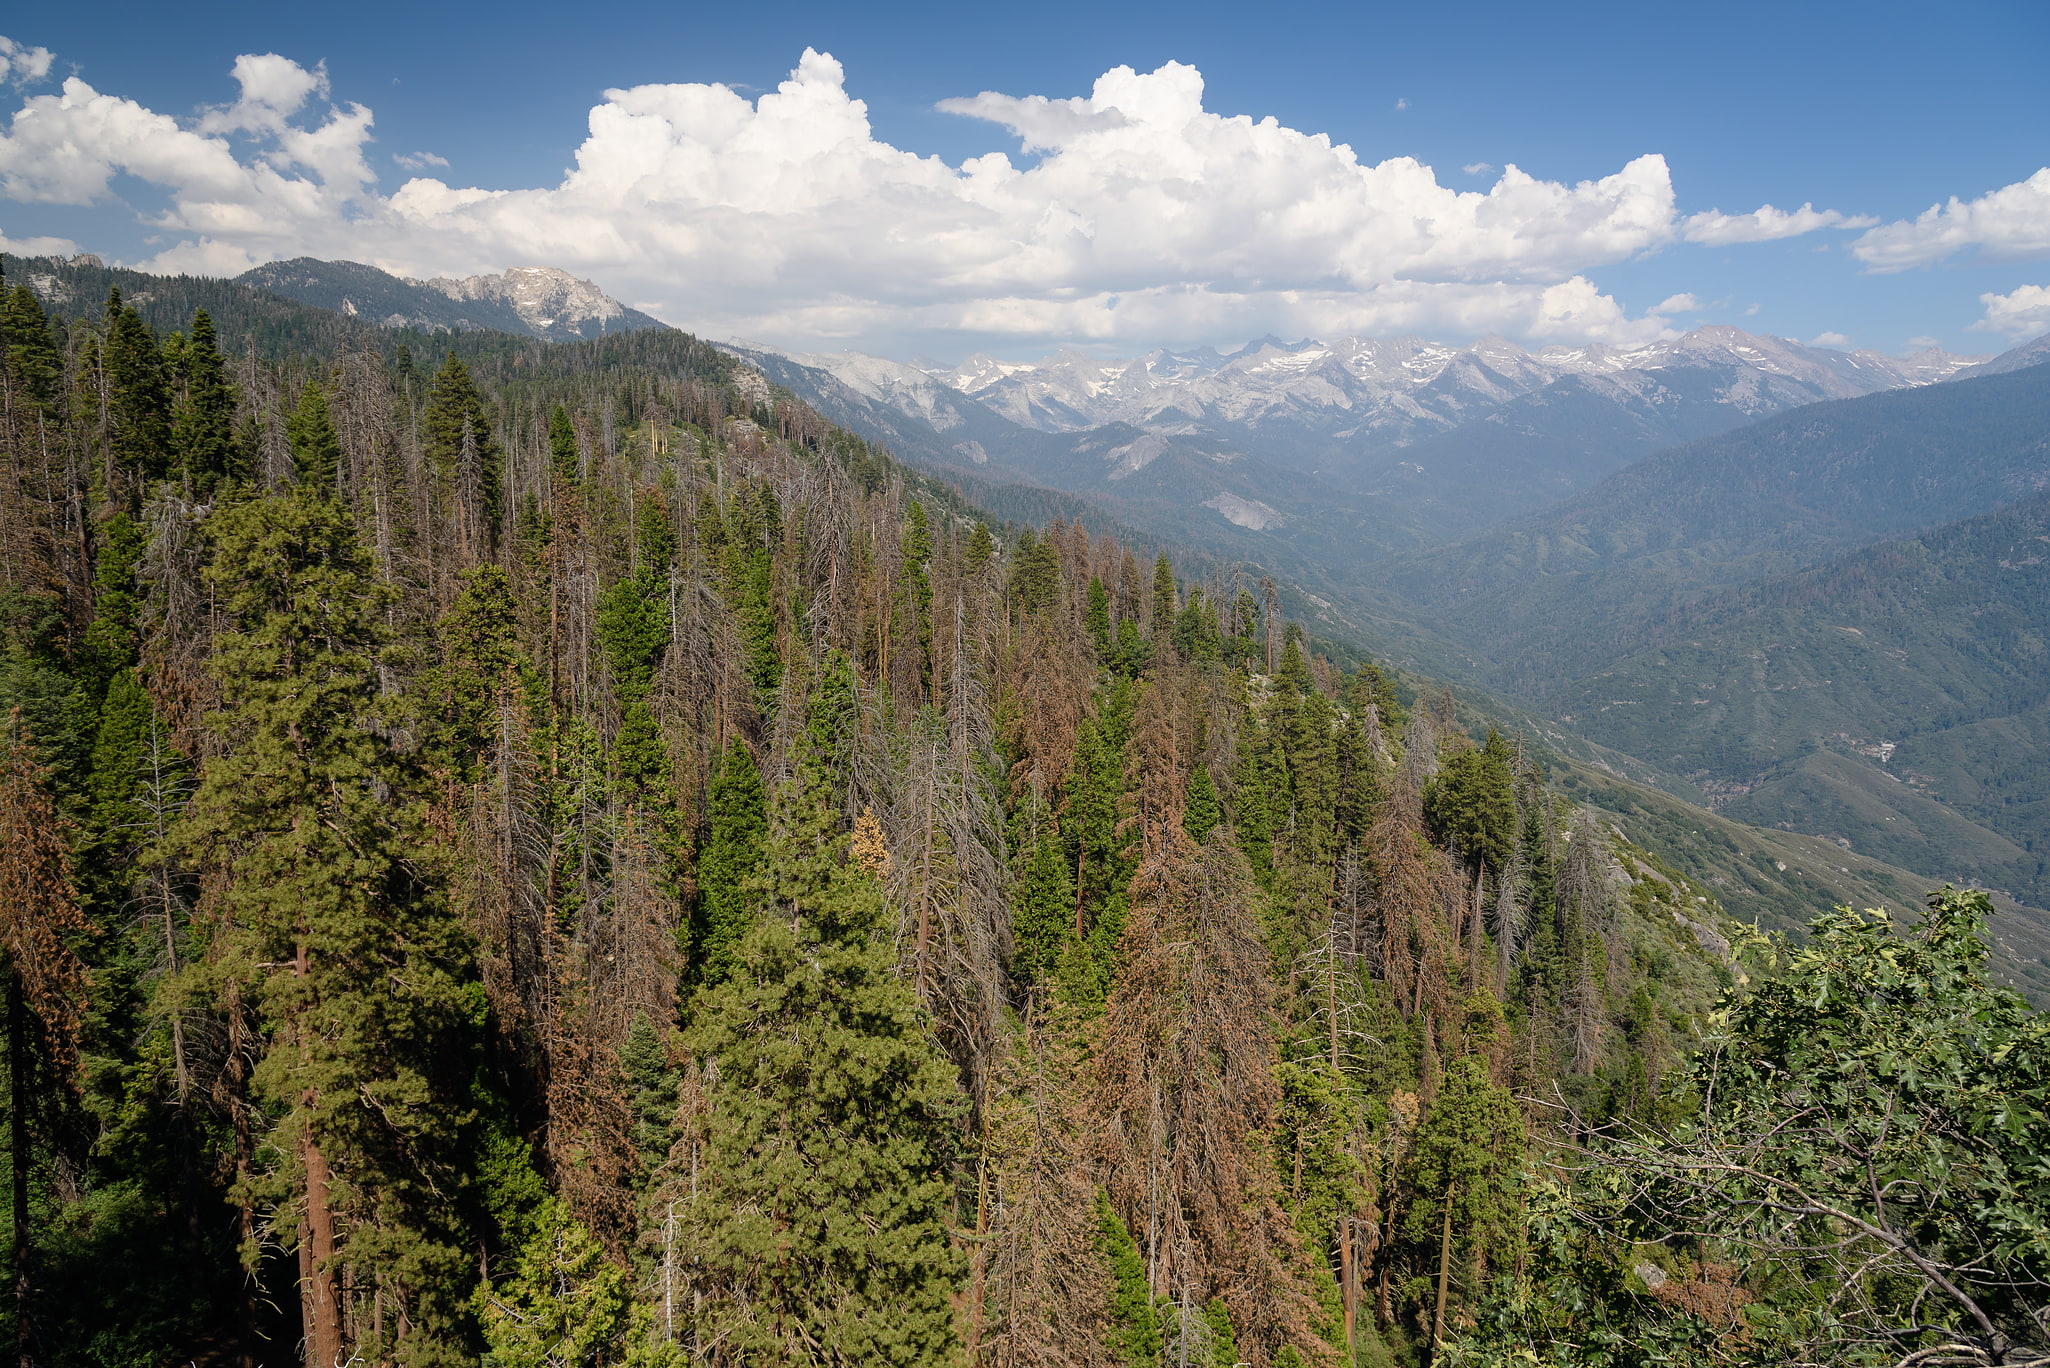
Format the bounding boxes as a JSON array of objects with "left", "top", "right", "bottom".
[{"left": 2, "top": 0, "right": 2045, "bottom": 359}]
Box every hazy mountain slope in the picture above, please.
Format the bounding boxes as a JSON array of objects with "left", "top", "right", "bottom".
[
  {"left": 1954, "top": 329, "right": 2050, "bottom": 379},
  {"left": 1549, "top": 757, "right": 2050, "bottom": 1004},
  {"left": 1369, "top": 362, "right": 2050, "bottom": 696},
  {"left": 1541, "top": 490, "right": 2050, "bottom": 899},
  {"left": 727, "top": 343, "right": 1451, "bottom": 576},
  {"left": 750, "top": 326, "right": 1985, "bottom": 552},
  {"left": 238, "top": 258, "right": 666, "bottom": 341}
]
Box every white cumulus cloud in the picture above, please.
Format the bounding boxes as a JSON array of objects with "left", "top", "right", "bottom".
[
  {"left": 1681, "top": 202, "right": 1874, "bottom": 245},
  {"left": 1649, "top": 292, "right": 1700, "bottom": 314},
  {"left": 394, "top": 150, "right": 449, "bottom": 171},
  {"left": 1852, "top": 169, "right": 2050, "bottom": 271},
  {"left": 1808, "top": 331, "right": 1849, "bottom": 347},
  {"left": 0, "top": 36, "right": 52, "bottom": 89},
  {"left": 0, "top": 46, "right": 1867, "bottom": 351},
  {"left": 1973, "top": 283, "right": 2050, "bottom": 339}
]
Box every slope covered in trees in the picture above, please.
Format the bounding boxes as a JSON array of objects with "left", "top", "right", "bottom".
[
  {"left": 1371, "top": 361, "right": 2050, "bottom": 696},
  {"left": 1549, "top": 490, "right": 2050, "bottom": 904},
  {"left": 0, "top": 256, "right": 2036, "bottom": 1368}
]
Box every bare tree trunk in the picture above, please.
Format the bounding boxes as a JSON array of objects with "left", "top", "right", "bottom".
[
  {"left": 9, "top": 975, "right": 30, "bottom": 1368},
  {"left": 1432, "top": 1193, "right": 1454, "bottom": 1358}
]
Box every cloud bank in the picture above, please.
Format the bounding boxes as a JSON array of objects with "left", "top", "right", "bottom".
[
  {"left": 1974, "top": 283, "right": 2050, "bottom": 339},
  {"left": 1852, "top": 168, "right": 2050, "bottom": 272},
  {"left": 0, "top": 42, "right": 1889, "bottom": 350}
]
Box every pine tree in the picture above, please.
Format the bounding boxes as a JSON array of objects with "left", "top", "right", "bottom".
[
  {"left": 1010, "top": 811, "right": 1073, "bottom": 992},
  {"left": 682, "top": 762, "right": 964, "bottom": 1366},
  {"left": 1402, "top": 1055, "right": 1524, "bottom": 1350},
  {"left": 173, "top": 487, "right": 482, "bottom": 1364},
  {"left": 1, "top": 285, "right": 63, "bottom": 417},
  {"left": 1422, "top": 729, "right": 1516, "bottom": 876},
  {"left": 170, "top": 308, "right": 241, "bottom": 490},
  {"left": 103, "top": 290, "right": 172, "bottom": 490},
  {"left": 1150, "top": 553, "right": 1177, "bottom": 639},
  {"left": 477, "top": 1198, "right": 675, "bottom": 1368},
  {"left": 423, "top": 355, "right": 505, "bottom": 545},
  {"left": 1098, "top": 1192, "right": 1163, "bottom": 1368},
  {"left": 285, "top": 380, "right": 342, "bottom": 494},
  {"left": 692, "top": 740, "right": 766, "bottom": 987},
  {"left": 547, "top": 404, "right": 581, "bottom": 483}
]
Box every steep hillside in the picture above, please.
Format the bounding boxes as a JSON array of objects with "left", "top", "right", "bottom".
[
  {"left": 1370, "top": 361, "right": 2050, "bottom": 695},
  {"left": 1544, "top": 491, "right": 2050, "bottom": 901}
]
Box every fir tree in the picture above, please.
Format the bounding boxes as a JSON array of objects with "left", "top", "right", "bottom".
[
  {"left": 1403, "top": 1055, "right": 1524, "bottom": 1350},
  {"left": 1010, "top": 812, "right": 1074, "bottom": 992},
  {"left": 103, "top": 290, "right": 172, "bottom": 490},
  {"left": 1, "top": 717, "right": 88, "bottom": 1367},
  {"left": 424, "top": 355, "right": 505, "bottom": 542},
  {"left": 692, "top": 740, "right": 766, "bottom": 987},
  {"left": 547, "top": 403, "right": 580, "bottom": 483},
  {"left": 1423, "top": 729, "right": 1516, "bottom": 875},
  {"left": 170, "top": 308, "right": 241, "bottom": 490},
  {"left": 1097, "top": 1192, "right": 1163, "bottom": 1368},
  {"left": 285, "top": 380, "right": 342, "bottom": 494},
  {"left": 173, "top": 487, "right": 482, "bottom": 1364},
  {"left": 1, "top": 285, "right": 63, "bottom": 417},
  {"left": 477, "top": 1198, "right": 674, "bottom": 1368},
  {"left": 682, "top": 761, "right": 965, "bottom": 1367},
  {"left": 1150, "top": 553, "right": 1177, "bottom": 638}
]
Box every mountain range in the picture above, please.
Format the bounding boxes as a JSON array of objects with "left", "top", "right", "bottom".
[
  {"left": 747, "top": 326, "right": 1987, "bottom": 538},
  {"left": 237, "top": 258, "right": 667, "bottom": 342}
]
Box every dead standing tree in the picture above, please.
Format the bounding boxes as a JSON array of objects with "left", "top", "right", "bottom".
[{"left": 1093, "top": 828, "right": 1334, "bottom": 1368}]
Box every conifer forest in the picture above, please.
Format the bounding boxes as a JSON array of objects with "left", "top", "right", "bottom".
[{"left": 1, "top": 267, "right": 2044, "bottom": 1368}]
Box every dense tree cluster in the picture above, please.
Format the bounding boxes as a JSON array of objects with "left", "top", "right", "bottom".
[{"left": 0, "top": 262, "right": 2032, "bottom": 1368}]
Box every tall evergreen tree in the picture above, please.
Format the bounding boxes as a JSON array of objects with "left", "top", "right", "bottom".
[
  {"left": 173, "top": 487, "right": 482, "bottom": 1366},
  {"left": 692, "top": 740, "right": 766, "bottom": 987},
  {"left": 171, "top": 308, "right": 241, "bottom": 490},
  {"left": 1, "top": 285, "right": 63, "bottom": 417},
  {"left": 285, "top": 380, "right": 342, "bottom": 494},
  {"left": 682, "top": 759, "right": 965, "bottom": 1366},
  {"left": 423, "top": 355, "right": 505, "bottom": 543},
  {"left": 103, "top": 289, "right": 172, "bottom": 490},
  {"left": 0, "top": 717, "right": 88, "bottom": 1368}
]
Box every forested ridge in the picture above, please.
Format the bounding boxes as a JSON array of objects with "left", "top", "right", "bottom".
[{"left": 1, "top": 262, "right": 2043, "bottom": 1368}]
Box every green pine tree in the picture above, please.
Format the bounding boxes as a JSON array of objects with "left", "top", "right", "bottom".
[
  {"left": 682, "top": 761, "right": 964, "bottom": 1366},
  {"left": 692, "top": 740, "right": 766, "bottom": 987},
  {"left": 2, "top": 284, "right": 64, "bottom": 416},
  {"left": 103, "top": 290, "right": 172, "bottom": 490},
  {"left": 1010, "top": 811, "right": 1074, "bottom": 991},
  {"left": 1423, "top": 729, "right": 1516, "bottom": 874},
  {"left": 1097, "top": 1192, "right": 1162, "bottom": 1368},
  {"left": 476, "top": 1198, "right": 676, "bottom": 1368},
  {"left": 547, "top": 403, "right": 580, "bottom": 483},
  {"left": 172, "top": 486, "right": 482, "bottom": 1361},
  {"left": 285, "top": 380, "right": 342, "bottom": 493},
  {"left": 424, "top": 355, "right": 506, "bottom": 539},
  {"left": 170, "top": 308, "right": 241, "bottom": 490}
]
